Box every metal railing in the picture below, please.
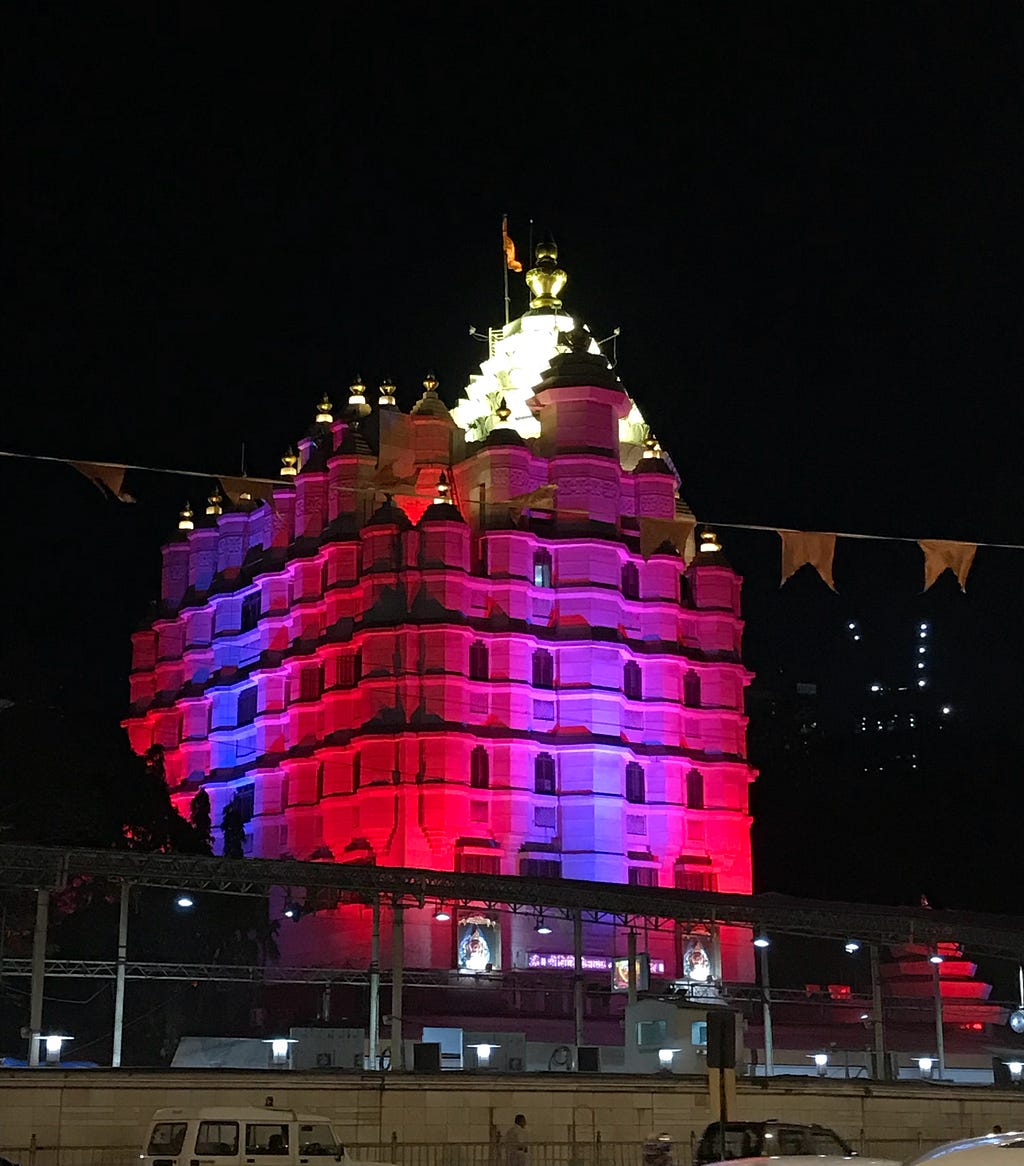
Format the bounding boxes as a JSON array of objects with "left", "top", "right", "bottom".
[{"left": 0, "top": 1132, "right": 962, "bottom": 1166}]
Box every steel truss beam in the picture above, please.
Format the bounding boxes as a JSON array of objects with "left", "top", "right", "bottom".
[
  {"left": 0, "top": 843, "right": 1021, "bottom": 958},
  {"left": 0, "top": 959, "right": 979, "bottom": 1019}
]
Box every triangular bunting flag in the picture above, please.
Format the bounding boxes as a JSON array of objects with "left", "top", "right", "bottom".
[
  {"left": 219, "top": 476, "right": 277, "bottom": 505},
  {"left": 639, "top": 516, "right": 696, "bottom": 560},
  {"left": 918, "top": 539, "right": 977, "bottom": 592},
  {"left": 371, "top": 463, "right": 420, "bottom": 494},
  {"left": 779, "top": 529, "right": 837, "bottom": 590},
  {"left": 69, "top": 461, "right": 135, "bottom": 502},
  {"left": 507, "top": 483, "right": 558, "bottom": 521}
]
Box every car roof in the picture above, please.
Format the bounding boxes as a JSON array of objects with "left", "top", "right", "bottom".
[
  {"left": 908, "top": 1132, "right": 1024, "bottom": 1163},
  {"left": 150, "top": 1108, "right": 333, "bottom": 1124}
]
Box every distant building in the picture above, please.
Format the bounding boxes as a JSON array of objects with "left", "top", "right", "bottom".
[{"left": 124, "top": 245, "right": 757, "bottom": 981}]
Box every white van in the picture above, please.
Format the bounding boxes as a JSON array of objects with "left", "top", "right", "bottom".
[{"left": 141, "top": 1106, "right": 380, "bottom": 1166}]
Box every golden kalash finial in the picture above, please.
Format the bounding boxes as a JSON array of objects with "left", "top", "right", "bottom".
[
  {"left": 280, "top": 447, "right": 299, "bottom": 477},
  {"left": 495, "top": 397, "right": 512, "bottom": 425},
  {"left": 434, "top": 470, "right": 451, "bottom": 504},
  {"left": 378, "top": 377, "right": 397, "bottom": 407},
  {"left": 205, "top": 491, "right": 223, "bottom": 517},
  {"left": 178, "top": 502, "right": 195, "bottom": 531},
  {"left": 315, "top": 393, "right": 333, "bottom": 424},
  {"left": 642, "top": 430, "right": 663, "bottom": 459},
  {"left": 348, "top": 376, "right": 367, "bottom": 407},
  {"left": 526, "top": 241, "right": 568, "bottom": 311},
  {"left": 699, "top": 529, "right": 722, "bottom": 553},
  {"left": 422, "top": 371, "right": 439, "bottom": 394}
]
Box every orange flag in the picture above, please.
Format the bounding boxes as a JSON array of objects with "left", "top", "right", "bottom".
[
  {"left": 371, "top": 463, "right": 419, "bottom": 494},
  {"left": 507, "top": 483, "right": 557, "bottom": 520},
  {"left": 502, "top": 215, "right": 523, "bottom": 273},
  {"left": 918, "top": 539, "right": 977, "bottom": 592},
  {"left": 219, "top": 476, "right": 278, "bottom": 505},
  {"left": 70, "top": 461, "right": 135, "bottom": 502},
  {"left": 639, "top": 516, "right": 696, "bottom": 560},
  {"left": 779, "top": 530, "right": 837, "bottom": 590}
]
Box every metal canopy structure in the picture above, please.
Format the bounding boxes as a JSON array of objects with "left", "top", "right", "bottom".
[{"left": 1, "top": 842, "right": 1022, "bottom": 957}]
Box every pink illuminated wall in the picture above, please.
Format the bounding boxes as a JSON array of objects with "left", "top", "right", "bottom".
[{"left": 125, "top": 346, "right": 757, "bottom": 981}]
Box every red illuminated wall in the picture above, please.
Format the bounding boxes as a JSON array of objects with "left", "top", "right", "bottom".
[{"left": 125, "top": 346, "right": 757, "bottom": 980}]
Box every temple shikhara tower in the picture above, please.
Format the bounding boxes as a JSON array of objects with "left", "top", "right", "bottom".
[{"left": 125, "top": 244, "right": 757, "bottom": 982}]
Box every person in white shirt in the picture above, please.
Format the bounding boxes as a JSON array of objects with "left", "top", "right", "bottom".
[{"left": 505, "top": 1115, "right": 528, "bottom": 1166}]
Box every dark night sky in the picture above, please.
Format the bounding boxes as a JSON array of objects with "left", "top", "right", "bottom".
[{"left": 2, "top": 7, "right": 1022, "bottom": 922}]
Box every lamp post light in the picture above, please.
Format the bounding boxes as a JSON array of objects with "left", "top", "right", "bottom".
[
  {"left": 262, "top": 1037, "right": 297, "bottom": 1067},
  {"left": 468, "top": 1042, "right": 500, "bottom": 1068},
  {"left": 812, "top": 1053, "right": 829, "bottom": 1077},
  {"left": 1007, "top": 1060, "right": 1023, "bottom": 1083},
  {"left": 917, "top": 1056, "right": 934, "bottom": 1079},
  {"left": 43, "top": 1034, "right": 73, "bottom": 1065},
  {"left": 754, "top": 934, "right": 773, "bottom": 1077},
  {"left": 657, "top": 1048, "right": 681, "bottom": 1073},
  {"left": 930, "top": 953, "right": 946, "bottom": 1080}
]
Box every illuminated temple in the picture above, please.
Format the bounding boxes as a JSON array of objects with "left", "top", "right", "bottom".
[{"left": 124, "top": 245, "right": 757, "bottom": 987}]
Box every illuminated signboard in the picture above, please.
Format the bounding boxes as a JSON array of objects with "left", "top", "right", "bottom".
[
  {"left": 680, "top": 933, "right": 714, "bottom": 982},
  {"left": 612, "top": 954, "right": 650, "bottom": 992},
  {"left": 457, "top": 914, "right": 501, "bottom": 972},
  {"left": 527, "top": 952, "right": 666, "bottom": 975}
]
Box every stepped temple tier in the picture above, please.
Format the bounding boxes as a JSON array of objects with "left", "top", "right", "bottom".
[{"left": 125, "top": 245, "right": 757, "bottom": 981}]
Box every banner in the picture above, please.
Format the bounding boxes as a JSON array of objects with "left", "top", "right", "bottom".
[
  {"left": 680, "top": 933, "right": 715, "bottom": 983},
  {"left": 457, "top": 913, "right": 501, "bottom": 972},
  {"left": 612, "top": 953, "right": 651, "bottom": 992}
]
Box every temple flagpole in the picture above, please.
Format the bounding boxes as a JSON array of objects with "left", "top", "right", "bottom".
[{"left": 502, "top": 213, "right": 511, "bottom": 325}]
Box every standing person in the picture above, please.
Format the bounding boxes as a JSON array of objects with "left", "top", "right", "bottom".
[{"left": 505, "top": 1115, "right": 528, "bottom": 1166}]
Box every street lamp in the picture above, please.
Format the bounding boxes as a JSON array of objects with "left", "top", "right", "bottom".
[
  {"left": 917, "top": 1056, "right": 934, "bottom": 1079},
  {"left": 534, "top": 914, "right": 553, "bottom": 935},
  {"left": 262, "top": 1037, "right": 297, "bottom": 1067},
  {"left": 43, "top": 1034, "right": 73, "bottom": 1065},
  {"left": 812, "top": 1053, "right": 829, "bottom": 1077},
  {"left": 753, "top": 934, "right": 773, "bottom": 1077},
  {"left": 930, "top": 955, "right": 946, "bottom": 1079},
  {"left": 433, "top": 903, "right": 451, "bottom": 922},
  {"left": 468, "top": 1042, "right": 499, "bottom": 1068}
]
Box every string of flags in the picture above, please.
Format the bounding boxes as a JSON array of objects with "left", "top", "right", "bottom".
[{"left": 1, "top": 449, "right": 1018, "bottom": 595}]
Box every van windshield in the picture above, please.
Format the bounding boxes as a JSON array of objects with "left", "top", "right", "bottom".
[
  {"left": 299, "top": 1125, "right": 341, "bottom": 1156},
  {"left": 148, "top": 1123, "right": 189, "bottom": 1156}
]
